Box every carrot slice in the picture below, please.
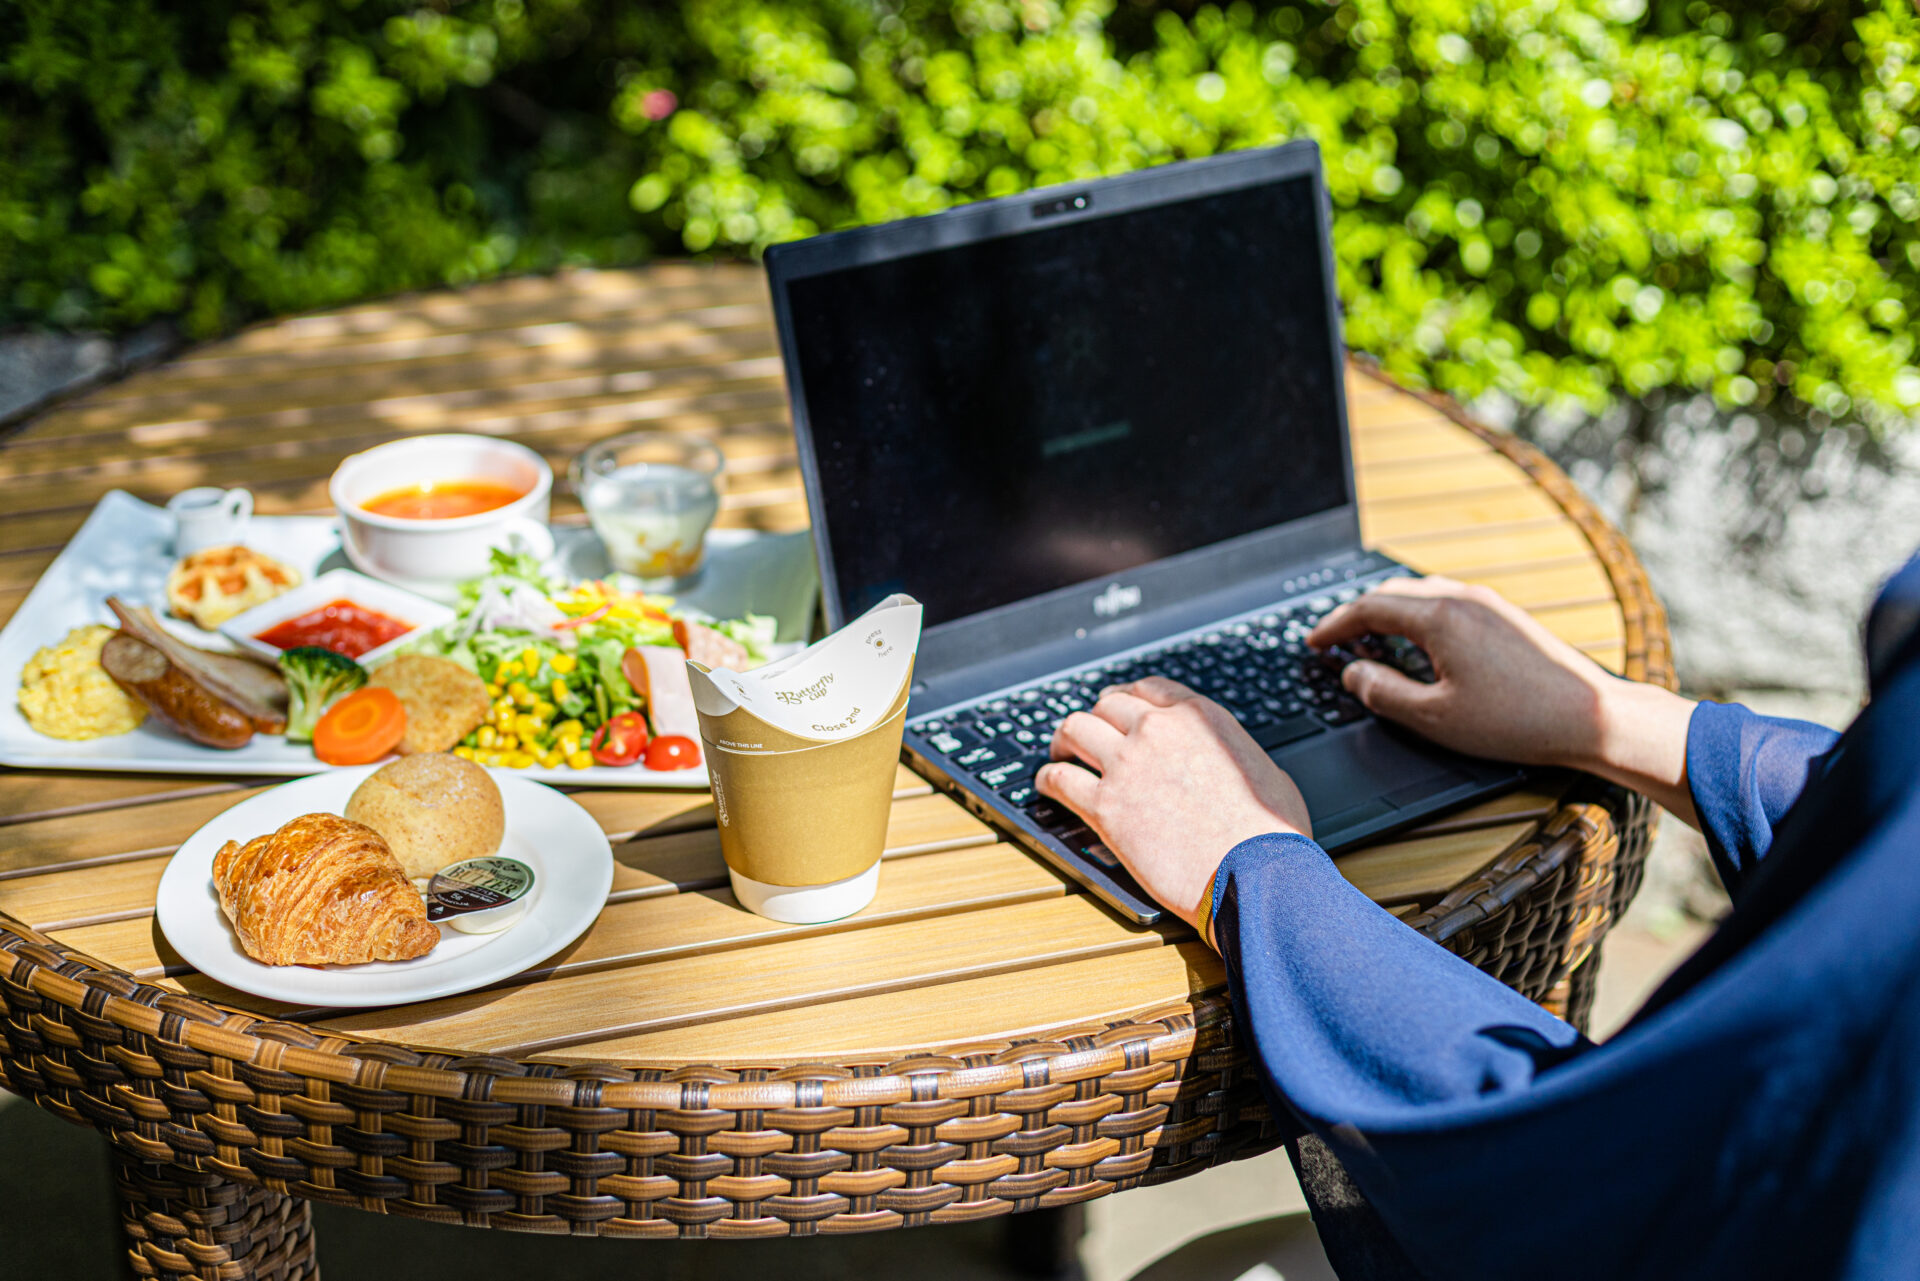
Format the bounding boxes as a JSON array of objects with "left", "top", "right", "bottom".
[{"left": 312, "top": 687, "right": 407, "bottom": 766}]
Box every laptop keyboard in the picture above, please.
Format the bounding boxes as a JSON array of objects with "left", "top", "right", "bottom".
[{"left": 908, "top": 588, "right": 1437, "bottom": 868}]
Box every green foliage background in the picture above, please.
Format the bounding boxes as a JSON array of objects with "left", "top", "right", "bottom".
[{"left": 4, "top": 0, "right": 1918, "bottom": 430}]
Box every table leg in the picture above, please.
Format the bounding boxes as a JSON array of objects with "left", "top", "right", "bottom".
[
  {"left": 111, "top": 1147, "right": 318, "bottom": 1281},
  {"left": 1002, "top": 1204, "right": 1087, "bottom": 1281}
]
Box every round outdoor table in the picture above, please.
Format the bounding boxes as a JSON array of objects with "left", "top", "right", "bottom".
[{"left": 0, "top": 265, "right": 1673, "bottom": 1279}]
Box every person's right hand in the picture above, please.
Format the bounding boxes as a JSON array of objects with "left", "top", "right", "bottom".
[{"left": 1308, "top": 577, "right": 1699, "bottom": 822}]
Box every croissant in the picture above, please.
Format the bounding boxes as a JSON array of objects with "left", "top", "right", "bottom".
[{"left": 212, "top": 812, "right": 440, "bottom": 966}]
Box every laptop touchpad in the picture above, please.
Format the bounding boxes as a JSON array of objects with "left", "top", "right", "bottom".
[{"left": 1273, "top": 726, "right": 1469, "bottom": 829}]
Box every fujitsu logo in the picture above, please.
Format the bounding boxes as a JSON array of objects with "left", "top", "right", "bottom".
[{"left": 1093, "top": 582, "right": 1142, "bottom": 618}]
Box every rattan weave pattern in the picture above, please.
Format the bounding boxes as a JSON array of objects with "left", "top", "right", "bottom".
[
  {"left": 0, "top": 788, "right": 1627, "bottom": 1274},
  {"left": 0, "top": 365, "right": 1673, "bottom": 1277}
]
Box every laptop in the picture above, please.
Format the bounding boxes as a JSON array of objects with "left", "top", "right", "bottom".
[{"left": 763, "top": 139, "right": 1524, "bottom": 924}]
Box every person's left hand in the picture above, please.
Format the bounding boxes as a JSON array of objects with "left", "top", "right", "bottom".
[{"left": 1035, "top": 677, "right": 1313, "bottom": 937}]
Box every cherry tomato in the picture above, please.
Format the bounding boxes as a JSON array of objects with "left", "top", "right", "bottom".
[
  {"left": 588, "top": 711, "right": 649, "bottom": 766},
  {"left": 643, "top": 734, "right": 701, "bottom": 771}
]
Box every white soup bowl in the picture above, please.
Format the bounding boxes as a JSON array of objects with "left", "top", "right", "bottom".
[{"left": 330, "top": 434, "right": 554, "bottom": 600}]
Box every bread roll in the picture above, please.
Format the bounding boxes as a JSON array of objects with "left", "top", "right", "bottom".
[
  {"left": 213, "top": 812, "right": 438, "bottom": 966},
  {"left": 345, "top": 753, "right": 504, "bottom": 879}
]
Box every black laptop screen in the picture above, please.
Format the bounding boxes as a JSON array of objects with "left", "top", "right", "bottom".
[{"left": 784, "top": 173, "right": 1349, "bottom": 628}]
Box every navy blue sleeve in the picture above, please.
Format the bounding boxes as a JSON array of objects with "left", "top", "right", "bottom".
[
  {"left": 1685, "top": 701, "right": 1840, "bottom": 899},
  {"left": 1212, "top": 833, "right": 1585, "bottom": 1127}
]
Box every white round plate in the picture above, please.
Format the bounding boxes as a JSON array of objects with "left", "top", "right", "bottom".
[{"left": 156, "top": 765, "right": 613, "bottom": 1008}]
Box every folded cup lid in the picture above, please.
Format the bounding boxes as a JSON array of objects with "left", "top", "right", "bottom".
[{"left": 689, "top": 593, "right": 922, "bottom": 743}]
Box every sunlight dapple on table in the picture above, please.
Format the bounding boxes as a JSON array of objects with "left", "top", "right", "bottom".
[{"left": 0, "top": 264, "right": 1669, "bottom": 1278}]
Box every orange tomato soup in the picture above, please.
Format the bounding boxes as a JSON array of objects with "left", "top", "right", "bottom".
[{"left": 361, "top": 478, "right": 527, "bottom": 520}]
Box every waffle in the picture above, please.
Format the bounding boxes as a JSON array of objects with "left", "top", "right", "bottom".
[{"left": 165, "top": 545, "right": 301, "bottom": 630}]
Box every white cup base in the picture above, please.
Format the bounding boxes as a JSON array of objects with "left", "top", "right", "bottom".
[{"left": 726, "top": 861, "right": 880, "bottom": 924}]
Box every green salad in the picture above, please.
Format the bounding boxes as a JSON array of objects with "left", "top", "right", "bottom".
[{"left": 404, "top": 550, "right": 773, "bottom": 769}]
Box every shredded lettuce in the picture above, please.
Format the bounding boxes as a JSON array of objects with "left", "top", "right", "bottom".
[
  {"left": 401, "top": 560, "right": 764, "bottom": 742},
  {"left": 713, "top": 614, "right": 778, "bottom": 665}
]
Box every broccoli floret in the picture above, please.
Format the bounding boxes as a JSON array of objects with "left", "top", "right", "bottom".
[{"left": 278, "top": 646, "right": 368, "bottom": 742}]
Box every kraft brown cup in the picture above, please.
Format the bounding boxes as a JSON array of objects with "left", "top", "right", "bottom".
[{"left": 687, "top": 594, "right": 922, "bottom": 923}]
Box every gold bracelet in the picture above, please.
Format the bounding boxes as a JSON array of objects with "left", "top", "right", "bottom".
[{"left": 1195, "top": 864, "right": 1224, "bottom": 950}]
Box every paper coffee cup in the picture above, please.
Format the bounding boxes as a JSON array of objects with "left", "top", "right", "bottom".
[{"left": 688, "top": 594, "right": 922, "bottom": 923}]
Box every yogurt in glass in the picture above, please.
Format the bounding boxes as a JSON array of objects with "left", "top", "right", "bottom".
[{"left": 571, "top": 433, "right": 724, "bottom": 588}]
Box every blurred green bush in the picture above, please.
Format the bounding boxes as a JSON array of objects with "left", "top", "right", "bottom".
[{"left": 3, "top": 0, "right": 1916, "bottom": 430}]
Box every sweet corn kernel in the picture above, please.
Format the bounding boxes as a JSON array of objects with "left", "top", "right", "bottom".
[
  {"left": 487, "top": 682, "right": 503, "bottom": 698},
  {"left": 494, "top": 696, "right": 515, "bottom": 717},
  {"left": 453, "top": 745, "right": 476, "bottom": 760},
  {"left": 550, "top": 653, "right": 577, "bottom": 675},
  {"left": 554, "top": 719, "right": 584, "bottom": 740},
  {"left": 550, "top": 679, "right": 569, "bottom": 705},
  {"left": 515, "top": 714, "right": 542, "bottom": 740},
  {"left": 508, "top": 681, "right": 534, "bottom": 708},
  {"left": 532, "top": 699, "right": 555, "bottom": 719},
  {"left": 476, "top": 726, "right": 498, "bottom": 748},
  {"left": 540, "top": 749, "right": 564, "bottom": 769},
  {"left": 498, "top": 733, "right": 518, "bottom": 751},
  {"left": 567, "top": 750, "right": 593, "bottom": 770},
  {"left": 558, "top": 735, "right": 580, "bottom": 758},
  {"left": 506, "top": 751, "right": 536, "bottom": 769},
  {"left": 496, "top": 660, "right": 519, "bottom": 680}
]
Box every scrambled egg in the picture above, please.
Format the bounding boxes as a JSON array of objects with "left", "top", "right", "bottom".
[{"left": 18, "top": 624, "right": 147, "bottom": 740}]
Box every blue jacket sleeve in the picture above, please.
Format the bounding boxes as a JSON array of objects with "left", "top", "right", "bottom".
[
  {"left": 1212, "top": 833, "right": 1585, "bottom": 1128},
  {"left": 1685, "top": 702, "right": 1841, "bottom": 899}
]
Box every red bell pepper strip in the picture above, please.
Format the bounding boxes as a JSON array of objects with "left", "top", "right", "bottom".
[{"left": 554, "top": 602, "right": 611, "bottom": 630}]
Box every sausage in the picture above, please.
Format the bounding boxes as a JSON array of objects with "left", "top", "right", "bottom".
[
  {"left": 107, "top": 597, "right": 287, "bottom": 732},
  {"left": 101, "top": 632, "right": 255, "bottom": 750}
]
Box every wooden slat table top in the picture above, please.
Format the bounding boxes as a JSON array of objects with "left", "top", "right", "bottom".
[{"left": 0, "top": 263, "right": 1624, "bottom": 1067}]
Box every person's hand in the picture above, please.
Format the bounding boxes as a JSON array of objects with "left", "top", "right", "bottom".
[
  {"left": 1035, "top": 677, "right": 1312, "bottom": 937},
  {"left": 1308, "top": 576, "right": 1698, "bottom": 822}
]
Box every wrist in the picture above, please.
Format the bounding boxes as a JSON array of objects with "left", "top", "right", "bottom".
[{"left": 1585, "top": 678, "right": 1699, "bottom": 820}]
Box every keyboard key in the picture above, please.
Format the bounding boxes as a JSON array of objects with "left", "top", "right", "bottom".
[
  {"left": 1250, "top": 714, "right": 1326, "bottom": 751},
  {"left": 1027, "top": 798, "right": 1071, "bottom": 829},
  {"left": 925, "top": 725, "right": 981, "bottom": 754},
  {"left": 953, "top": 743, "right": 1006, "bottom": 771},
  {"left": 978, "top": 758, "right": 1036, "bottom": 790},
  {"left": 999, "top": 781, "right": 1038, "bottom": 807},
  {"left": 1081, "top": 841, "right": 1120, "bottom": 869},
  {"left": 1318, "top": 698, "right": 1368, "bottom": 727}
]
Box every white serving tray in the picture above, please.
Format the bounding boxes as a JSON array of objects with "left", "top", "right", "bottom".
[{"left": 0, "top": 490, "right": 817, "bottom": 786}]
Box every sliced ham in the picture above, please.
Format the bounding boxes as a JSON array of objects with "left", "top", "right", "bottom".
[
  {"left": 673, "top": 619, "right": 750, "bottom": 672},
  {"left": 621, "top": 645, "right": 702, "bottom": 740},
  {"left": 107, "top": 597, "right": 288, "bottom": 734}
]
